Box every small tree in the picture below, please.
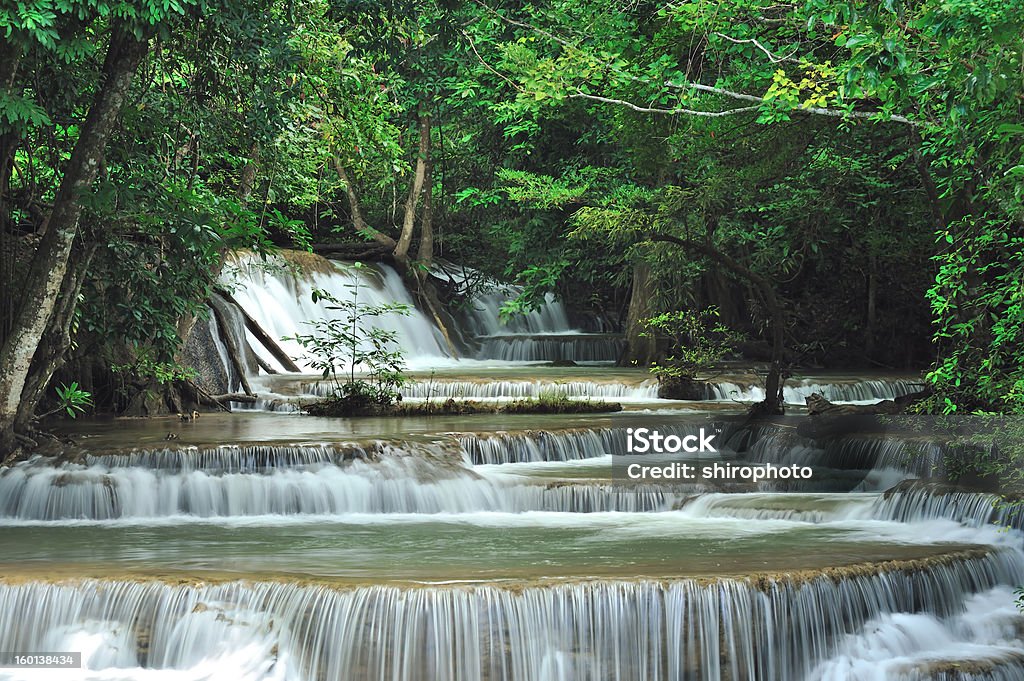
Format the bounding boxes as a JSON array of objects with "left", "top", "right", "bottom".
[
  {"left": 641, "top": 308, "right": 739, "bottom": 399},
  {"left": 285, "top": 263, "right": 411, "bottom": 412}
]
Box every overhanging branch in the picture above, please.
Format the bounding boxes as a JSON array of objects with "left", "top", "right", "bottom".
[
  {"left": 713, "top": 32, "right": 797, "bottom": 64},
  {"left": 678, "top": 82, "right": 916, "bottom": 125},
  {"left": 570, "top": 90, "right": 761, "bottom": 118},
  {"left": 572, "top": 83, "right": 915, "bottom": 125}
]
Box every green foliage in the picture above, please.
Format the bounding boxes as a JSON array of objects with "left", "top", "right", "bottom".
[
  {"left": 926, "top": 225, "right": 1024, "bottom": 414},
  {"left": 641, "top": 309, "right": 740, "bottom": 379},
  {"left": 3, "top": 0, "right": 1021, "bottom": 430},
  {"left": 285, "top": 265, "right": 412, "bottom": 411},
  {"left": 111, "top": 349, "right": 197, "bottom": 386},
  {"left": 54, "top": 381, "right": 91, "bottom": 418},
  {"left": 0, "top": 0, "right": 205, "bottom": 137}
]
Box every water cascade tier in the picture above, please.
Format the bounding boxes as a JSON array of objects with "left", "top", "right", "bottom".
[
  {"left": 6, "top": 403, "right": 1022, "bottom": 680},
  {"left": 7, "top": 417, "right": 1012, "bottom": 521},
  {"left": 0, "top": 549, "right": 1020, "bottom": 681},
  {"left": 705, "top": 377, "right": 926, "bottom": 405},
  {"left": 223, "top": 254, "right": 451, "bottom": 372},
  {"left": 248, "top": 371, "right": 925, "bottom": 413},
  {"left": 218, "top": 253, "right": 622, "bottom": 369},
  {"left": 438, "top": 263, "right": 623, "bottom": 362}
]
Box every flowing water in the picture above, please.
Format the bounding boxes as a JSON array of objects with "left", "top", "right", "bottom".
[{"left": 2, "top": 255, "right": 1021, "bottom": 680}]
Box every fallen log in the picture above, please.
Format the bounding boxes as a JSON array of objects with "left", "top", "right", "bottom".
[
  {"left": 310, "top": 242, "right": 392, "bottom": 260},
  {"left": 210, "top": 393, "right": 258, "bottom": 404},
  {"left": 252, "top": 352, "right": 278, "bottom": 375},
  {"left": 208, "top": 295, "right": 255, "bottom": 396},
  {"left": 214, "top": 290, "right": 301, "bottom": 372}
]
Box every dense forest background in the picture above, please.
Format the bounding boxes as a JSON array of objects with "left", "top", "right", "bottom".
[{"left": 0, "top": 0, "right": 1022, "bottom": 452}]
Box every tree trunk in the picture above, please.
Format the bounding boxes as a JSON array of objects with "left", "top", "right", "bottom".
[
  {"left": 0, "top": 25, "right": 149, "bottom": 449},
  {"left": 394, "top": 112, "right": 430, "bottom": 261},
  {"left": 620, "top": 263, "right": 658, "bottom": 366},
  {"left": 15, "top": 243, "right": 98, "bottom": 426},
  {"left": 236, "top": 141, "right": 260, "bottom": 203},
  {"left": 865, "top": 253, "right": 877, "bottom": 359},
  {"left": 216, "top": 290, "right": 301, "bottom": 372},
  {"left": 417, "top": 150, "right": 434, "bottom": 263},
  {"left": 908, "top": 128, "right": 947, "bottom": 231},
  {"left": 412, "top": 268, "right": 459, "bottom": 358},
  {"left": 208, "top": 294, "right": 254, "bottom": 396},
  {"left": 0, "top": 45, "right": 24, "bottom": 348},
  {"left": 332, "top": 157, "right": 397, "bottom": 248}
]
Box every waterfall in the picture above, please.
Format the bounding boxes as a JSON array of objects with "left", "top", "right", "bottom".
[
  {"left": 870, "top": 487, "right": 1022, "bottom": 529},
  {"left": 458, "top": 422, "right": 739, "bottom": 465},
  {"left": 0, "top": 459, "right": 670, "bottom": 519},
  {"left": 82, "top": 444, "right": 380, "bottom": 471},
  {"left": 217, "top": 253, "right": 621, "bottom": 369},
  {"left": 302, "top": 378, "right": 660, "bottom": 400},
  {"left": 707, "top": 378, "right": 925, "bottom": 405},
  {"left": 440, "top": 262, "right": 573, "bottom": 337},
  {"left": 677, "top": 490, "right": 1023, "bottom": 528},
  {"left": 740, "top": 427, "right": 946, "bottom": 477},
  {"left": 439, "top": 263, "right": 622, "bottom": 362},
  {"left": 476, "top": 334, "right": 626, "bottom": 362},
  {"left": 0, "top": 549, "right": 1019, "bottom": 681},
  {"left": 811, "top": 587, "right": 1024, "bottom": 681},
  {"left": 222, "top": 253, "right": 451, "bottom": 372},
  {"left": 0, "top": 435, "right": 690, "bottom": 518}
]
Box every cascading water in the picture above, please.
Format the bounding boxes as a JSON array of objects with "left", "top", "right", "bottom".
[
  {"left": 706, "top": 378, "right": 926, "bottom": 405},
  {"left": 811, "top": 586, "right": 1024, "bottom": 681},
  {"left": 0, "top": 550, "right": 1020, "bottom": 681},
  {"left": 438, "top": 263, "right": 623, "bottom": 362},
  {"left": 400, "top": 377, "right": 657, "bottom": 399},
  {"left": 5, "top": 272, "right": 1022, "bottom": 681},
  {"left": 476, "top": 333, "right": 626, "bottom": 362},
  {"left": 222, "top": 253, "right": 451, "bottom": 372},
  {"left": 215, "top": 253, "right": 622, "bottom": 375},
  {"left": 459, "top": 422, "right": 739, "bottom": 465},
  {"left": 0, "top": 451, "right": 672, "bottom": 520},
  {"left": 0, "top": 422, "right": 1010, "bottom": 521}
]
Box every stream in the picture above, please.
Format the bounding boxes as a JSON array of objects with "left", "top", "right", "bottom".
[{"left": 0, "top": 255, "right": 1020, "bottom": 680}]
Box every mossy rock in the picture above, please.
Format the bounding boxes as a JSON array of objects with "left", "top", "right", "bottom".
[{"left": 657, "top": 376, "right": 707, "bottom": 400}]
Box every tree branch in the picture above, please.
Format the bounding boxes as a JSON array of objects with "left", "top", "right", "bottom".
[
  {"left": 570, "top": 90, "right": 761, "bottom": 117},
  {"left": 679, "top": 82, "right": 916, "bottom": 125},
  {"left": 713, "top": 32, "right": 797, "bottom": 64},
  {"left": 571, "top": 83, "right": 914, "bottom": 125},
  {"left": 332, "top": 157, "right": 397, "bottom": 248}
]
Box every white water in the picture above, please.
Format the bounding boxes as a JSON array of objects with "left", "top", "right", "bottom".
[
  {"left": 707, "top": 379, "right": 925, "bottom": 405},
  {"left": 437, "top": 263, "right": 574, "bottom": 337},
  {"left": 0, "top": 424, "right": 1015, "bottom": 524},
  {"left": 224, "top": 255, "right": 451, "bottom": 372},
  {"left": 404, "top": 377, "right": 655, "bottom": 399},
  {"left": 812, "top": 586, "right": 1024, "bottom": 681},
  {"left": 0, "top": 550, "right": 1020, "bottom": 681},
  {"left": 440, "top": 263, "right": 625, "bottom": 362},
  {"left": 220, "top": 254, "right": 622, "bottom": 370},
  {"left": 215, "top": 251, "right": 929, "bottom": 405},
  {"left": 6, "top": 352, "right": 1023, "bottom": 681},
  {"left": 0, "top": 456, "right": 672, "bottom": 519}
]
